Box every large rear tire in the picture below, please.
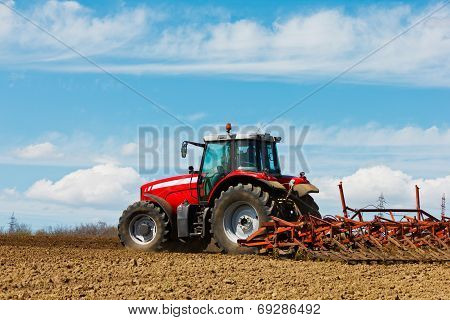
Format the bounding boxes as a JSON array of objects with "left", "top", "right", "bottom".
[
  {"left": 297, "top": 195, "right": 321, "bottom": 218},
  {"left": 211, "top": 183, "right": 272, "bottom": 254},
  {"left": 118, "top": 201, "right": 169, "bottom": 251}
]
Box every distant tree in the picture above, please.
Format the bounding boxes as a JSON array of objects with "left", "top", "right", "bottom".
[
  {"left": 35, "top": 221, "right": 116, "bottom": 238},
  {"left": 8, "top": 212, "right": 17, "bottom": 233},
  {"left": 14, "top": 223, "right": 32, "bottom": 235}
]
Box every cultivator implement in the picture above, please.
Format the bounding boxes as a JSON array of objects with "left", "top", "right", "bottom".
[{"left": 239, "top": 183, "right": 450, "bottom": 263}]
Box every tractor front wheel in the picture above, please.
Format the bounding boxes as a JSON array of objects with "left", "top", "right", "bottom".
[
  {"left": 211, "top": 183, "right": 272, "bottom": 254},
  {"left": 118, "top": 201, "right": 169, "bottom": 251}
]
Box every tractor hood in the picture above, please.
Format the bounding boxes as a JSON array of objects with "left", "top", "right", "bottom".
[{"left": 141, "top": 174, "right": 198, "bottom": 195}]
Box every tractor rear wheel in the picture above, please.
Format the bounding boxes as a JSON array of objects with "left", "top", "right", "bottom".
[
  {"left": 211, "top": 183, "right": 272, "bottom": 254},
  {"left": 297, "top": 195, "right": 321, "bottom": 218},
  {"left": 118, "top": 201, "right": 169, "bottom": 251}
]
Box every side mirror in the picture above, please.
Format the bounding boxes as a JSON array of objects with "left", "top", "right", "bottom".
[
  {"left": 188, "top": 166, "right": 194, "bottom": 174},
  {"left": 181, "top": 141, "right": 188, "bottom": 158}
]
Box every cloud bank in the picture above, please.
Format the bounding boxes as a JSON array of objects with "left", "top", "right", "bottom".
[
  {"left": 13, "top": 142, "right": 62, "bottom": 159},
  {"left": 0, "top": 164, "right": 446, "bottom": 230},
  {"left": 0, "top": 0, "right": 148, "bottom": 62},
  {"left": 0, "top": 1, "right": 449, "bottom": 86},
  {"left": 25, "top": 163, "right": 144, "bottom": 207},
  {"left": 302, "top": 125, "right": 450, "bottom": 147},
  {"left": 315, "top": 165, "right": 449, "bottom": 217}
]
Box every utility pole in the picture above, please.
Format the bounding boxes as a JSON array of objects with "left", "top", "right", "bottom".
[
  {"left": 442, "top": 194, "right": 446, "bottom": 220},
  {"left": 8, "top": 212, "right": 17, "bottom": 233},
  {"left": 376, "top": 193, "right": 387, "bottom": 218}
]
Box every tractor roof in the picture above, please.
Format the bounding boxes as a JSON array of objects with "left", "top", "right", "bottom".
[{"left": 203, "top": 133, "right": 281, "bottom": 143}]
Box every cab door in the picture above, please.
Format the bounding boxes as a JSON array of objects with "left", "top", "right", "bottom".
[{"left": 198, "top": 141, "right": 232, "bottom": 202}]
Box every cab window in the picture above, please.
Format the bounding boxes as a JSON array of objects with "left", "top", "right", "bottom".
[
  {"left": 264, "top": 142, "right": 281, "bottom": 174},
  {"left": 236, "top": 139, "right": 262, "bottom": 172},
  {"left": 201, "top": 141, "right": 231, "bottom": 198}
]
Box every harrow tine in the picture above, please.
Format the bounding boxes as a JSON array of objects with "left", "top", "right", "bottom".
[
  {"left": 326, "top": 250, "right": 351, "bottom": 262},
  {"left": 401, "top": 236, "right": 444, "bottom": 261},
  {"left": 367, "top": 235, "right": 385, "bottom": 250},
  {"left": 421, "top": 238, "right": 450, "bottom": 260},
  {"left": 403, "top": 235, "right": 446, "bottom": 261},
  {"left": 355, "top": 242, "right": 386, "bottom": 261},
  {"left": 295, "top": 243, "right": 319, "bottom": 261},
  {"left": 432, "top": 235, "right": 449, "bottom": 249},
  {"left": 402, "top": 237, "right": 426, "bottom": 254},
  {"left": 331, "top": 239, "right": 371, "bottom": 261},
  {"left": 387, "top": 236, "right": 425, "bottom": 261},
  {"left": 423, "top": 237, "right": 450, "bottom": 260}
]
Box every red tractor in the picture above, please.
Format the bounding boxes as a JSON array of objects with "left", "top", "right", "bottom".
[{"left": 118, "top": 124, "right": 321, "bottom": 254}]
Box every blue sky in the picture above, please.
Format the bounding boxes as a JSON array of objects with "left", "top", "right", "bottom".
[{"left": 0, "top": 0, "right": 449, "bottom": 229}]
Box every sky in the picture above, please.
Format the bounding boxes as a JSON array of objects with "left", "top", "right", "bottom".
[{"left": 0, "top": 0, "right": 449, "bottom": 229}]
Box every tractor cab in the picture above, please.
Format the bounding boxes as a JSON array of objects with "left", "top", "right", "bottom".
[
  {"left": 198, "top": 132, "right": 282, "bottom": 201},
  {"left": 182, "top": 124, "right": 283, "bottom": 203}
]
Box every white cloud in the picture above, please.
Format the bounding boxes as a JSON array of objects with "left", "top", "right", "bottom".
[
  {"left": 13, "top": 142, "right": 63, "bottom": 159},
  {"left": 314, "top": 165, "right": 449, "bottom": 217},
  {"left": 0, "top": 0, "right": 149, "bottom": 61},
  {"left": 291, "top": 125, "right": 450, "bottom": 147},
  {"left": 25, "top": 163, "right": 144, "bottom": 207},
  {"left": 185, "top": 112, "right": 207, "bottom": 122},
  {"left": 92, "top": 155, "right": 121, "bottom": 165},
  {"left": 0, "top": 2, "right": 449, "bottom": 86},
  {"left": 121, "top": 142, "right": 138, "bottom": 156},
  {"left": 0, "top": 187, "right": 18, "bottom": 200},
  {"left": 1, "top": 132, "right": 139, "bottom": 167}
]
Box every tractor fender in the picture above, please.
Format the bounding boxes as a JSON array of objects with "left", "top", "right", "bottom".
[
  {"left": 142, "top": 193, "right": 174, "bottom": 225},
  {"left": 257, "top": 179, "right": 287, "bottom": 191},
  {"left": 294, "top": 183, "right": 320, "bottom": 197}
]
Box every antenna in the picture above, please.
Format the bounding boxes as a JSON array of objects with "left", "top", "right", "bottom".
[
  {"left": 442, "top": 194, "right": 446, "bottom": 220},
  {"left": 377, "top": 193, "right": 387, "bottom": 218}
]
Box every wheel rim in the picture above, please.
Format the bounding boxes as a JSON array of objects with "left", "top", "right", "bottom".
[
  {"left": 129, "top": 214, "right": 157, "bottom": 245},
  {"left": 223, "top": 201, "right": 259, "bottom": 243}
]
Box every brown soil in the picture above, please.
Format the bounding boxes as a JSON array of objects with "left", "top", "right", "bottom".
[{"left": 0, "top": 235, "right": 449, "bottom": 300}]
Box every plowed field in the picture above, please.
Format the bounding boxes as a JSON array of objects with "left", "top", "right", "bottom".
[{"left": 0, "top": 235, "right": 449, "bottom": 300}]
